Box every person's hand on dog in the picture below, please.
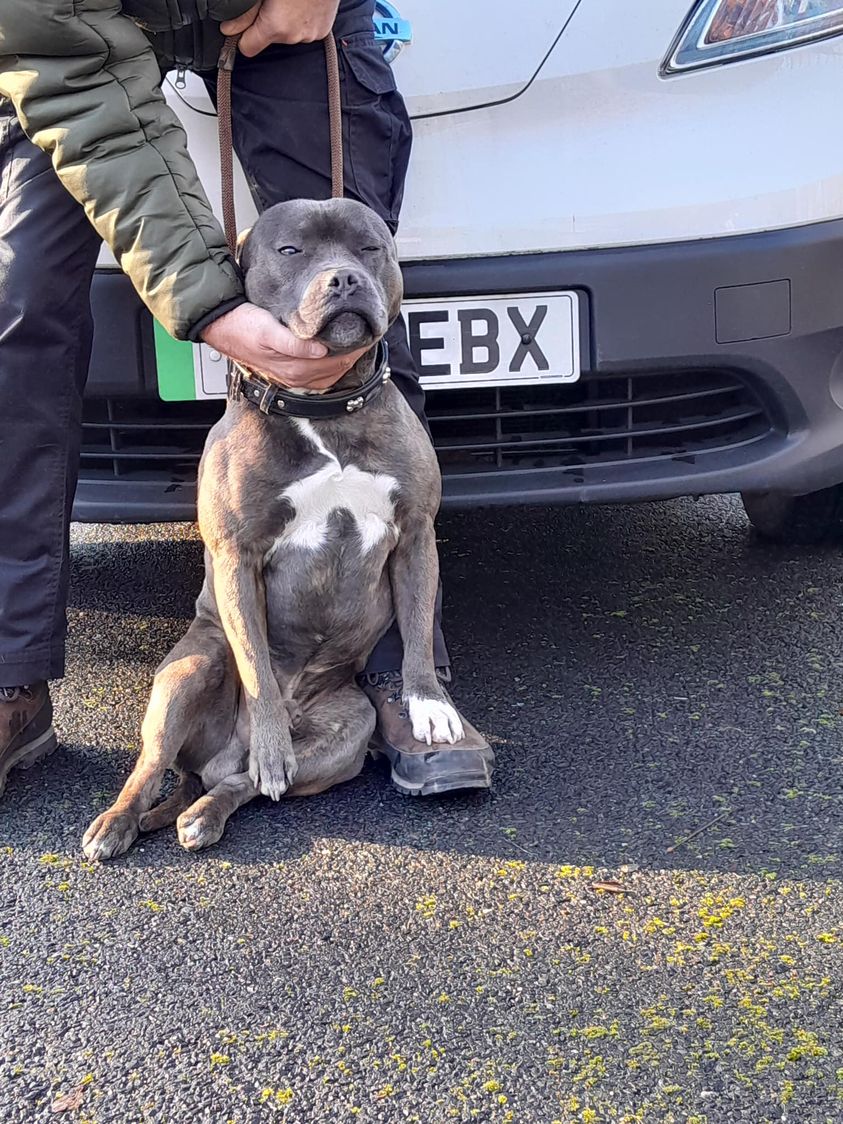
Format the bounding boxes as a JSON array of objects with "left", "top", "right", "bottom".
[
  {"left": 221, "top": 0, "right": 340, "bottom": 56},
  {"left": 201, "top": 303, "right": 367, "bottom": 391}
]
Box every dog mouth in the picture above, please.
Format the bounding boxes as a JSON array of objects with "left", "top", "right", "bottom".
[{"left": 316, "top": 309, "right": 379, "bottom": 352}]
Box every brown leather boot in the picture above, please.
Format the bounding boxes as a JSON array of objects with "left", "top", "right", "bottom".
[
  {"left": 0, "top": 683, "right": 58, "bottom": 797},
  {"left": 361, "top": 670, "right": 494, "bottom": 796}
]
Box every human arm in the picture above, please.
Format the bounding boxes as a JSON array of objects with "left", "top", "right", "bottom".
[{"left": 0, "top": 0, "right": 241, "bottom": 340}]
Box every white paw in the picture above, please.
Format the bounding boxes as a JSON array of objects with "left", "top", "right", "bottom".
[{"left": 407, "top": 696, "right": 464, "bottom": 746}]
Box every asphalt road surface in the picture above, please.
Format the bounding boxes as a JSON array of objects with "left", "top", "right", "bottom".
[{"left": 2, "top": 496, "right": 842, "bottom": 1124}]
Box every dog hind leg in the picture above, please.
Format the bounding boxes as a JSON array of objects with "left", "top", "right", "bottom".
[
  {"left": 82, "top": 617, "right": 232, "bottom": 861},
  {"left": 138, "top": 770, "right": 204, "bottom": 833},
  {"left": 177, "top": 772, "right": 257, "bottom": 852},
  {"left": 174, "top": 686, "right": 375, "bottom": 852},
  {"left": 286, "top": 686, "right": 376, "bottom": 797}
]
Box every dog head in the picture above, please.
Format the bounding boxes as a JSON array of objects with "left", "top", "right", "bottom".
[{"left": 239, "top": 198, "right": 403, "bottom": 354}]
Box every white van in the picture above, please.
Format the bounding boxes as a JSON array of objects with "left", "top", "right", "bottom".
[{"left": 78, "top": 0, "right": 843, "bottom": 542}]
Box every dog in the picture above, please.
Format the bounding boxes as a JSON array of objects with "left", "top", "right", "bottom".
[{"left": 82, "top": 198, "right": 466, "bottom": 859}]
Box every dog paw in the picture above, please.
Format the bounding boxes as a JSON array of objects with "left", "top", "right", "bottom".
[
  {"left": 177, "top": 806, "right": 225, "bottom": 852},
  {"left": 407, "top": 696, "right": 465, "bottom": 746},
  {"left": 82, "top": 810, "right": 139, "bottom": 862}
]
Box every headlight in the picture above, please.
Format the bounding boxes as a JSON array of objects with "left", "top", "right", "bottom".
[{"left": 662, "top": 0, "right": 843, "bottom": 73}]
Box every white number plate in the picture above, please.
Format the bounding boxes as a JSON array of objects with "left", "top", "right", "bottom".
[
  {"left": 180, "top": 290, "right": 580, "bottom": 400},
  {"left": 406, "top": 290, "right": 581, "bottom": 389}
]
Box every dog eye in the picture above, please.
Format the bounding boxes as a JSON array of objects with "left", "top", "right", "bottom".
[
  {"left": 278, "top": 246, "right": 301, "bottom": 256},
  {"left": 360, "top": 245, "right": 381, "bottom": 253}
]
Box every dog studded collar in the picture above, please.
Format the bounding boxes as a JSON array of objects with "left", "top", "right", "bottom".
[{"left": 227, "top": 339, "right": 391, "bottom": 420}]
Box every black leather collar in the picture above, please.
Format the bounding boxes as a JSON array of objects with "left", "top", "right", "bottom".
[{"left": 227, "top": 339, "right": 391, "bottom": 420}]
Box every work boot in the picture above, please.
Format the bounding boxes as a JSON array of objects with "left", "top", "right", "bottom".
[
  {"left": 0, "top": 683, "right": 58, "bottom": 797},
  {"left": 361, "top": 670, "right": 494, "bottom": 796}
]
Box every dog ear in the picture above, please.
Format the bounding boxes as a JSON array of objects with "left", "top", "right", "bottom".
[{"left": 235, "top": 226, "right": 253, "bottom": 268}]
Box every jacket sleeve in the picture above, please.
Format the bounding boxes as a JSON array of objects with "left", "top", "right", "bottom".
[{"left": 0, "top": 0, "right": 244, "bottom": 340}]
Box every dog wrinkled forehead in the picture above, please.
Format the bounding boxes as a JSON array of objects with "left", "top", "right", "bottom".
[
  {"left": 241, "top": 198, "right": 396, "bottom": 267},
  {"left": 239, "top": 197, "right": 404, "bottom": 345}
]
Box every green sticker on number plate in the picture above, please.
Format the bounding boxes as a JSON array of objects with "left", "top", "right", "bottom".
[
  {"left": 153, "top": 321, "right": 198, "bottom": 401},
  {"left": 153, "top": 321, "right": 229, "bottom": 401}
]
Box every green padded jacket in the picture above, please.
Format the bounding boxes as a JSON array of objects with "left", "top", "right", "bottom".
[{"left": 0, "top": 0, "right": 258, "bottom": 339}]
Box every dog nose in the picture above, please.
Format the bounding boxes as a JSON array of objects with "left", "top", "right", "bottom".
[{"left": 328, "top": 270, "right": 360, "bottom": 297}]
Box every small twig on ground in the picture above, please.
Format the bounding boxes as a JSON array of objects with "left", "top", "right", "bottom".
[
  {"left": 666, "top": 808, "right": 734, "bottom": 854},
  {"left": 591, "top": 880, "right": 632, "bottom": 894}
]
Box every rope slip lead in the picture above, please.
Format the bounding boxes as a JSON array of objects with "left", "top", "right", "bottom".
[
  {"left": 217, "top": 31, "right": 345, "bottom": 258},
  {"left": 323, "top": 32, "right": 345, "bottom": 203}
]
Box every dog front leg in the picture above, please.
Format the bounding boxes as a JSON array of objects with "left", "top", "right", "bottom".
[
  {"left": 389, "top": 516, "right": 464, "bottom": 746},
  {"left": 212, "top": 548, "right": 297, "bottom": 799}
]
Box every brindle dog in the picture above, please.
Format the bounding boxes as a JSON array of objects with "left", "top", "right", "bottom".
[{"left": 82, "top": 198, "right": 463, "bottom": 859}]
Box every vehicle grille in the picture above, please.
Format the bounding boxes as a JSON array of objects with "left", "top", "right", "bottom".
[
  {"left": 80, "top": 398, "right": 224, "bottom": 486},
  {"left": 79, "top": 369, "right": 771, "bottom": 488},
  {"left": 428, "top": 369, "right": 771, "bottom": 474}
]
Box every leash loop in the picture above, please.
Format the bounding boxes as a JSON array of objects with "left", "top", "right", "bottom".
[
  {"left": 217, "top": 33, "right": 240, "bottom": 256},
  {"left": 216, "top": 31, "right": 344, "bottom": 257}
]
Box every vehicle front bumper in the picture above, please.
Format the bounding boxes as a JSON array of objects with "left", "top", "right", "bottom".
[{"left": 77, "top": 217, "right": 843, "bottom": 521}]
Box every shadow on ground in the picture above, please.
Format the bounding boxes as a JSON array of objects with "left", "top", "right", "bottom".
[{"left": 12, "top": 495, "right": 837, "bottom": 882}]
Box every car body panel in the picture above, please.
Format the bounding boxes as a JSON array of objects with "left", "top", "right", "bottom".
[
  {"left": 81, "top": 1, "right": 843, "bottom": 522},
  {"left": 97, "top": 0, "right": 843, "bottom": 267}
]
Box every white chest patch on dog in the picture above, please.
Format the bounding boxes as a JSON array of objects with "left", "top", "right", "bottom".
[{"left": 276, "top": 419, "right": 398, "bottom": 553}]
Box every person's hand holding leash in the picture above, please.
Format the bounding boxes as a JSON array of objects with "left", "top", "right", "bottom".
[
  {"left": 201, "top": 303, "right": 367, "bottom": 391},
  {"left": 221, "top": 0, "right": 341, "bottom": 56}
]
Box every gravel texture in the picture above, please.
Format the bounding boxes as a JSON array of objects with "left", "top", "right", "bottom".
[{"left": 1, "top": 496, "right": 841, "bottom": 1123}]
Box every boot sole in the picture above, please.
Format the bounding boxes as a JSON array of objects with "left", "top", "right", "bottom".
[
  {"left": 370, "top": 740, "right": 494, "bottom": 797},
  {"left": 391, "top": 768, "right": 493, "bottom": 797},
  {"left": 0, "top": 726, "right": 59, "bottom": 796}
]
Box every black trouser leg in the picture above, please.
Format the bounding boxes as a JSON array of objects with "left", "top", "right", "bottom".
[
  {"left": 0, "top": 104, "right": 100, "bottom": 688},
  {"left": 205, "top": 12, "right": 449, "bottom": 672}
]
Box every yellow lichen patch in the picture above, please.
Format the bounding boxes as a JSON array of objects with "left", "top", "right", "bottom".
[
  {"left": 581, "top": 1024, "right": 620, "bottom": 1041},
  {"left": 556, "top": 865, "right": 596, "bottom": 880},
  {"left": 786, "top": 1029, "right": 828, "bottom": 1062},
  {"left": 259, "top": 1087, "right": 294, "bottom": 1106},
  {"left": 39, "top": 853, "right": 70, "bottom": 867},
  {"left": 697, "top": 893, "right": 747, "bottom": 931},
  {"left": 495, "top": 860, "right": 528, "bottom": 884}
]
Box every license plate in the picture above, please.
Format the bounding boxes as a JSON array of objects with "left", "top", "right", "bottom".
[
  {"left": 155, "top": 290, "right": 580, "bottom": 401},
  {"left": 405, "top": 291, "right": 580, "bottom": 389}
]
